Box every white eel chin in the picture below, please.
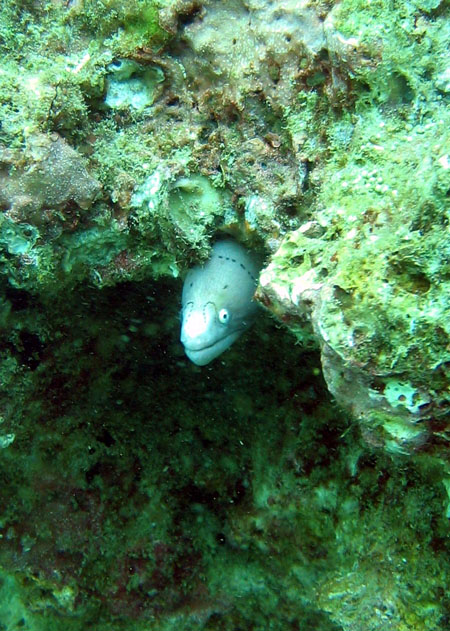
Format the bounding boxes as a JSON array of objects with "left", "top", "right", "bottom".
[{"left": 183, "top": 331, "right": 242, "bottom": 366}]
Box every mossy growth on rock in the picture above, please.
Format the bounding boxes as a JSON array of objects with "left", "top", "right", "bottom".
[
  {"left": 259, "top": 0, "right": 450, "bottom": 455},
  {"left": 0, "top": 0, "right": 450, "bottom": 628},
  {"left": 0, "top": 280, "right": 449, "bottom": 630}
]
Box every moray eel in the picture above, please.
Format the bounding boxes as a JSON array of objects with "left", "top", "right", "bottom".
[{"left": 181, "top": 239, "right": 262, "bottom": 366}]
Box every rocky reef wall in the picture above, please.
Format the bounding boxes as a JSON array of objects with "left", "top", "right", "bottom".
[{"left": 0, "top": 0, "right": 449, "bottom": 629}]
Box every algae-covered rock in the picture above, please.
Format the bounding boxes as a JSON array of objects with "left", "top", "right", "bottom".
[
  {"left": 0, "top": 0, "right": 450, "bottom": 629},
  {"left": 258, "top": 212, "right": 450, "bottom": 454},
  {"left": 0, "top": 134, "right": 101, "bottom": 219},
  {"left": 255, "top": 0, "right": 450, "bottom": 455},
  {"left": 257, "top": 73, "right": 450, "bottom": 455}
]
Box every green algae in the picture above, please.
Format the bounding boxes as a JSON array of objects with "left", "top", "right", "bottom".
[
  {"left": 71, "top": 0, "right": 171, "bottom": 54},
  {"left": 0, "top": 0, "right": 449, "bottom": 628},
  {"left": 1, "top": 285, "right": 449, "bottom": 629},
  {"left": 0, "top": 281, "right": 448, "bottom": 620},
  {"left": 262, "top": 0, "right": 450, "bottom": 454}
]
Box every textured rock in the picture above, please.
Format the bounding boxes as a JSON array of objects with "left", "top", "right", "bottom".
[
  {"left": 1, "top": 0, "right": 450, "bottom": 629},
  {"left": 177, "top": 0, "right": 326, "bottom": 109},
  {"left": 0, "top": 133, "right": 101, "bottom": 221},
  {"left": 257, "top": 215, "right": 450, "bottom": 454}
]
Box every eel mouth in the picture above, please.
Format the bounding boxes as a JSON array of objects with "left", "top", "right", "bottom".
[
  {"left": 182, "top": 331, "right": 233, "bottom": 352},
  {"left": 182, "top": 331, "right": 241, "bottom": 366}
]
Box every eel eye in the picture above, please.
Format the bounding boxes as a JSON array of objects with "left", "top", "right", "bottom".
[{"left": 218, "top": 308, "right": 230, "bottom": 324}]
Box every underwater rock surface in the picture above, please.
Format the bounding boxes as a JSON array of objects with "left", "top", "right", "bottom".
[{"left": 0, "top": 0, "right": 449, "bottom": 629}]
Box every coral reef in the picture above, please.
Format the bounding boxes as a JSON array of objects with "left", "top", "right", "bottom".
[
  {"left": 257, "top": 1, "right": 450, "bottom": 454},
  {"left": 0, "top": 0, "right": 449, "bottom": 629}
]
